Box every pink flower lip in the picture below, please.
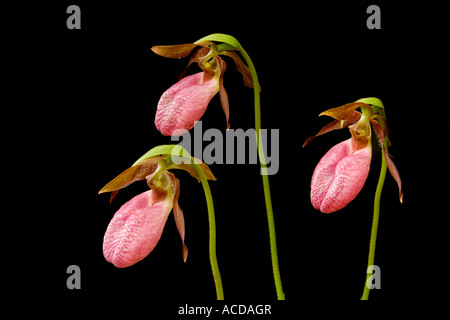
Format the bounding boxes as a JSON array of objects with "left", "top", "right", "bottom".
[
  {"left": 103, "top": 190, "right": 173, "bottom": 268},
  {"left": 310, "top": 138, "right": 372, "bottom": 213},
  {"left": 155, "top": 72, "right": 219, "bottom": 136}
]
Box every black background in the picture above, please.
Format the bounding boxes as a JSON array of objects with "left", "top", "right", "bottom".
[{"left": 10, "top": 0, "right": 449, "bottom": 314}]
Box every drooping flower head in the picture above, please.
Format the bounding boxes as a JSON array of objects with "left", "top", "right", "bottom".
[
  {"left": 99, "top": 152, "right": 215, "bottom": 268},
  {"left": 151, "top": 41, "right": 256, "bottom": 136},
  {"left": 303, "top": 98, "right": 403, "bottom": 213}
]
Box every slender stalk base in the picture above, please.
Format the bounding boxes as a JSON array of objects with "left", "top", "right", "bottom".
[
  {"left": 240, "top": 48, "right": 285, "bottom": 300},
  {"left": 361, "top": 152, "right": 387, "bottom": 300},
  {"left": 193, "top": 162, "right": 224, "bottom": 300},
  {"left": 194, "top": 34, "right": 285, "bottom": 299}
]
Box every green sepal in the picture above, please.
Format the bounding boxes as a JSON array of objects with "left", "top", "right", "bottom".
[
  {"left": 133, "top": 144, "right": 216, "bottom": 181},
  {"left": 132, "top": 145, "right": 178, "bottom": 167},
  {"left": 356, "top": 97, "right": 384, "bottom": 109},
  {"left": 194, "top": 33, "right": 242, "bottom": 50},
  {"left": 356, "top": 97, "right": 386, "bottom": 118},
  {"left": 216, "top": 43, "right": 238, "bottom": 53}
]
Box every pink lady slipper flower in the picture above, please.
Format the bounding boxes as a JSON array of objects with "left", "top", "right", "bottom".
[
  {"left": 303, "top": 100, "right": 403, "bottom": 213},
  {"left": 98, "top": 145, "right": 222, "bottom": 298},
  {"left": 99, "top": 157, "right": 188, "bottom": 268},
  {"left": 151, "top": 42, "right": 256, "bottom": 136}
]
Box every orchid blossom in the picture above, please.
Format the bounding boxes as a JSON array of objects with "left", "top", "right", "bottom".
[
  {"left": 101, "top": 158, "right": 186, "bottom": 268},
  {"left": 304, "top": 98, "right": 402, "bottom": 211},
  {"left": 99, "top": 145, "right": 223, "bottom": 299},
  {"left": 152, "top": 41, "right": 255, "bottom": 136},
  {"left": 310, "top": 117, "right": 372, "bottom": 213},
  {"left": 303, "top": 97, "right": 403, "bottom": 299}
]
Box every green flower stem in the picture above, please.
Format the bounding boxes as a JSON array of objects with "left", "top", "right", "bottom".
[
  {"left": 239, "top": 47, "right": 285, "bottom": 300},
  {"left": 361, "top": 149, "right": 387, "bottom": 300},
  {"left": 192, "top": 162, "right": 224, "bottom": 300}
]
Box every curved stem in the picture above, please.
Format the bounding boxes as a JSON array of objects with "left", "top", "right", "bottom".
[
  {"left": 192, "top": 162, "right": 224, "bottom": 300},
  {"left": 239, "top": 47, "right": 285, "bottom": 300},
  {"left": 361, "top": 151, "right": 387, "bottom": 300}
]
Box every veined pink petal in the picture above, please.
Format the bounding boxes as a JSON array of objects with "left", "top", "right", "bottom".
[
  {"left": 103, "top": 190, "right": 173, "bottom": 268},
  {"left": 311, "top": 138, "right": 372, "bottom": 213},
  {"left": 155, "top": 72, "right": 219, "bottom": 136}
]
